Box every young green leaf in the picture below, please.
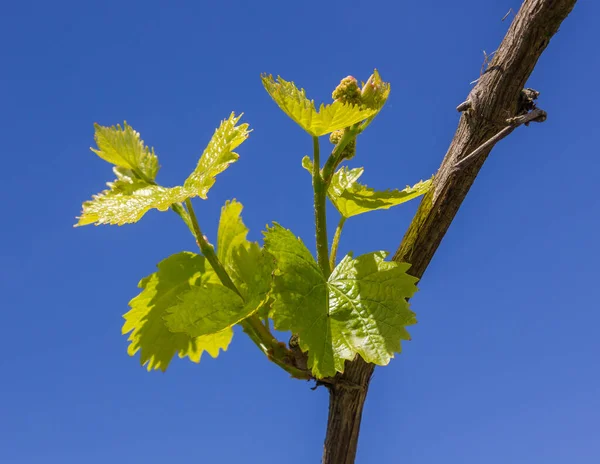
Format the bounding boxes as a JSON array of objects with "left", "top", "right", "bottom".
[
  {"left": 217, "top": 199, "right": 250, "bottom": 264},
  {"left": 76, "top": 113, "right": 250, "bottom": 226},
  {"left": 91, "top": 121, "right": 160, "bottom": 182},
  {"left": 261, "top": 74, "right": 377, "bottom": 137},
  {"left": 183, "top": 113, "right": 250, "bottom": 199},
  {"left": 264, "top": 224, "right": 418, "bottom": 379},
  {"left": 164, "top": 283, "right": 248, "bottom": 337},
  {"left": 302, "top": 156, "right": 432, "bottom": 218},
  {"left": 329, "top": 167, "right": 433, "bottom": 218},
  {"left": 122, "top": 252, "right": 232, "bottom": 372},
  {"left": 217, "top": 200, "right": 274, "bottom": 317},
  {"left": 76, "top": 175, "right": 188, "bottom": 226},
  {"left": 164, "top": 200, "right": 274, "bottom": 337}
]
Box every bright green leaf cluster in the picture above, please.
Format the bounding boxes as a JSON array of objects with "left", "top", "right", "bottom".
[
  {"left": 77, "top": 70, "right": 430, "bottom": 382},
  {"left": 76, "top": 113, "right": 249, "bottom": 226},
  {"left": 123, "top": 200, "right": 272, "bottom": 371},
  {"left": 261, "top": 74, "right": 378, "bottom": 137},
  {"left": 264, "top": 224, "right": 418, "bottom": 378},
  {"left": 302, "top": 156, "right": 432, "bottom": 218}
]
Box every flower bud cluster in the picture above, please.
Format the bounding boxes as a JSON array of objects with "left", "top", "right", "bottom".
[{"left": 329, "top": 129, "right": 356, "bottom": 160}]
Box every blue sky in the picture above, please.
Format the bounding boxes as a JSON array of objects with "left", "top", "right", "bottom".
[{"left": 1, "top": 1, "right": 598, "bottom": 463}]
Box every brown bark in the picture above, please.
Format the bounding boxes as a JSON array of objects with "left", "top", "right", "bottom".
[
  {"left": 322, "top": 358, "right": 373, "bottom": 464},
  {"left": 321, "top": 1, "right": 577, "bottom": 462}
]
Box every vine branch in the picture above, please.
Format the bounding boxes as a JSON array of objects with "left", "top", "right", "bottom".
[{"left": 322, "top": 1, "right": 578, "bottom": 462}]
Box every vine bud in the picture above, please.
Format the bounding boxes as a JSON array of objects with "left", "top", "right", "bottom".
[
  {"left": 329, "top": 129, "right": 356, "bottom": 160},
  {"left": 332, "top": 76, "right": 362, "bottom": 105}
]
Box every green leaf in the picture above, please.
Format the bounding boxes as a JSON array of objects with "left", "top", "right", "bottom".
[
  {"left": 76, "top": 114, "right": 250, "bottom": 226},
  {"left": 328, "top": 167, "right": 433, "bottom": 218},
  {"left": 217, "top": 199, "right": 249, "bottom": 264},
  {"left": 164, "top": 200, "right": 274, "bottom": 337},
  {"left": 164, "top": 283, "right": 247, "bottom": 337},
  {"left": 264, "top": 224, "right": 418, "bottom": 378},
  {"left": 261, "top": 74, "right": 377, "bottom": 137},
  {"left": 302, "top": 157, "right": 431, "bottom": 218},
  {"left": 76, "top": 175, "right": 188, "bottom": 226},
  {"left": 217, "top": 200, "right": 274, "bottom": 317},
  {"left": 92, "top": 122, "right": 159, "bottom": 182},
  {"left": 122, "top": 252, "right": 232, "bottom": 372},
  {"left": 183, "top": 112, "right": 250, "bottom": 199}
]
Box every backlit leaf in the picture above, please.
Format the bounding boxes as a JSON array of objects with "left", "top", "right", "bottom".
[
  {"left": 76, "top": 114, "right": 250, "bottom": 226},
  {"left": 164, "top": 283, "right": 247, "bottom": 337},
  {"left": 217, "top": 200, "right": 274, "bottom": 318},
  {"left": 264, "top": 224, "right": 418, "bottom": 378},
  {"left": 302, "top": 157, "right": 432, "bottom": 218},
  {"left": 329, "top": 167, "right": 433, "bottom": 218},
  {"left": 122, "top": 252, "right": 232, "bottom": 372},
  {"left": 91, "top": 122, "right": 159, "bottom": 181},
  {"left": 183, "top": 113, "right": 250, "bottom": 199},
  {"left": 75, "top": 175, "right": 187, "bottom": 226},
  {"left": 261, "top": 74, "right": 377, "bottom": 136},
  {"left": 164, "top": 200, "right": 274, "bottom": 337}
]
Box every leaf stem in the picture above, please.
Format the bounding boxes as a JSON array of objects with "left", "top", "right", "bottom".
[
  {"left": 184, "top": 198, "right": 242, "bottom": 297},
  {"left": 171, "top": 202, "right": 195, "bottom": 235},
  {"left": 329, "top": 216, "right": 346, "bottom": 270},
  {"left": 183, "top": 198, "right": 310, "bottom": 380},
  {"left": 312, "top": 136, "right": 331, "bottom": 278}
]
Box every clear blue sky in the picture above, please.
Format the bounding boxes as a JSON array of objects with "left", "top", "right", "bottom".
[{"left": 1, "top": 1, "right": 598, "bottom": 463}]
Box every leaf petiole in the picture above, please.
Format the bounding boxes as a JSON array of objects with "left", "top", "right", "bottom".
[{"left": 329, "top": 216, "right": 346, "bottom": 270}]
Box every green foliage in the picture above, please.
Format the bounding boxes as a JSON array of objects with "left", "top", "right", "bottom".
[
  {"left": 303, "top": 156, "right": 432, "bottom": 218},
  {"left": 75, "top": 173, "right": 188, "bottom": 226},
  {"left": 122, "top": 252, "right": 232, "bottom": 372},
  {"left": 76, "top": 113, "right": 249, "bottom": 226},
  {"left": 164, "top": 283, "right": 247, "bottom": 337},
  {"left": 123, "top": 200, "right": 272, "bottom": 370},
  {"left": 91, "top": 122, "right": 159, "bottom": 181},
  {"left": 77, "top": 70, "right": 431, "bottom": 383},
  {"left": 261, "top": 74, "right": 377, "bottom": 136},
  {"left": 183, "top": 114, "right": 250, "bottom": 199},
  {"left": 164, "top": 201, "right": 273, "bottom": 337},
  {"left": 264, "top": 224, "right": 418, "bottom": 378}
]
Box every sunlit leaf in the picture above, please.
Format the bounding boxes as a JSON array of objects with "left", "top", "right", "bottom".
[
  {"left": 164, "top": 200, "right": 274, "bottom": 337},
  {"left": 217, "top": 200, "right": 274, "bottom": 317},
  {"left": 183, "top": 113, "right": 250, "bottom": 199},
  {"left": 92, "top": 122, "right": 159, "bottom": 182},
  {"left": 302, "top": 157, "right": 431, "bottom": 218},
  {"left": 217, "top": 199, "right": 249, "bottom": 264},
  {"left": 261, "top": 74, "right": 377, "bottom": 136},
  {"left": 264, "top": 224, "right": 418, "bottom": 378},
  {"left": 75, "top": 176, "right": 187, "bottom": 226},
  {"left": 164, "top": 283, "right": 247, "bottom": 337},
  {"left": 76, "top": 114, "right": 250, "bottom": 226},
  {"left": 328, "top": 167, "right": 433, "bottom": 218},
  {"left": 122, "top": 252, "right": 232, "bottom": 372}
]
